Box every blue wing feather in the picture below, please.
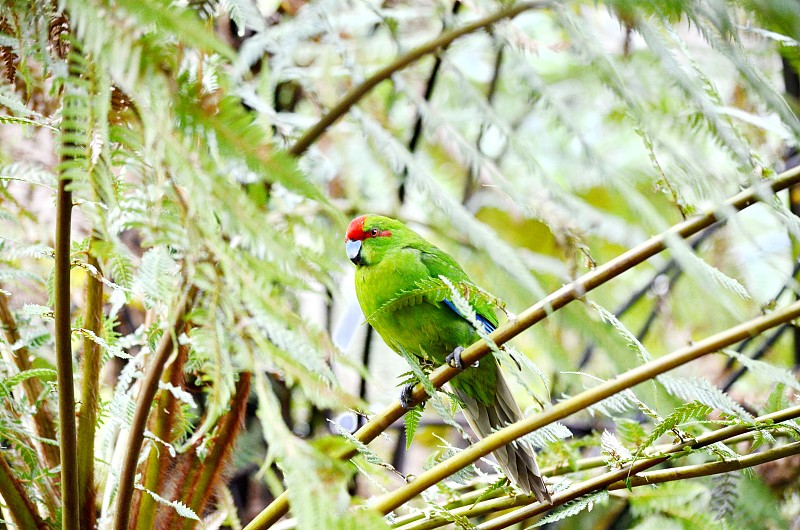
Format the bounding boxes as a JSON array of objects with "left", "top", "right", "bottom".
[{"left": 442, "top": 299, "right": 495, "bottom": 334}]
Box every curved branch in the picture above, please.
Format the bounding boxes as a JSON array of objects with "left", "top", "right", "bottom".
[
  {"left": 246, "top": 166, "right": 800, "bottom": 529},
  {"left": 288, "top": 1, "right": 552, "bottom": 157}
]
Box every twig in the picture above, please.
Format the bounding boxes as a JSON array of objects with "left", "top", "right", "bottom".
[
  {"left": 112, "top": 285, "right": 198, "bottom": 530},
  {"left": 609, "top": 441, "right": 800, "bottom": 489},
  {"left": 243, "top": 165, "right": 800, "bottom": 529},
  {"left": 134, "top": 339, "right": 189, "bottom": 530},
  {"left": 288, "top": 1, "right": 552, "bottom": 157}
]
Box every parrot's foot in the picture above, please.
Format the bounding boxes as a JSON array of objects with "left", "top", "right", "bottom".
[
  {"left": 446, "top": 346, "right": 478, "bottom": 371},
  {"left": 399, "top": 384, "right": 416, "bottom": 409}
]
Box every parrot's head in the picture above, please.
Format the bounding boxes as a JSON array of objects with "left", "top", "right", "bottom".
[{"left": 345, "top": 214, "right": 407, "bottom": 267}]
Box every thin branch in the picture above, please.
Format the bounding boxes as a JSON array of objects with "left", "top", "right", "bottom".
[
  {"left": 608, "top": 441, "right": 800, "bottom": 489},
  {"left": 77, "top": 250, "right": 103, "bottom": 529},
  {"left": 0, "top": 451, "right": 47, "bottom": 530},
  {"left": 179, "top": 372, "right": 252, "bottom": 530},
  {"left": 112, "top": 285, "right": 198, "bottom": 530},
  {"left": 244, "top": 165, "right": 800, "bottom": 530},
  {"left": 288, "top": 1, "right": 552, "bottom": 157}
]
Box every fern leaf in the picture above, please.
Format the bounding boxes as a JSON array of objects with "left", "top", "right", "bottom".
[
  {"left": 658, "top": 375, "right": 751, "bottom": 420},
  {"left": 640, "top": 401, "right": 712, "bottom": 450},
  {"left": 134, "top": 484, "right": 200, "bottom": 521},
  {"left": 404, "top": 405, "right": 423, "bottom": 450},
  {"left": 531, "top": 490, "right": 609, "bottom": 527}
]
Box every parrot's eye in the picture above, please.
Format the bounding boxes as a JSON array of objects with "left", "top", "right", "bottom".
[{"left": 370, "top": 228, "right": 379, "bottom": 237}]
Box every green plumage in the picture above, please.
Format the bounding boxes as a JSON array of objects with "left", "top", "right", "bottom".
[{"left": 346, "top": 214, "right": 549, "bottom": 501}]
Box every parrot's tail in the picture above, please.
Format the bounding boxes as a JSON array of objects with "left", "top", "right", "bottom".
[{"left": 454, "top": 368, "right": 552, "bottom": 504}]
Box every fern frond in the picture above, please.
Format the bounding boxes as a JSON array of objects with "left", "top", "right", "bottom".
[{"left": 640, "top": 401, "right": 713, "bottom": 451}]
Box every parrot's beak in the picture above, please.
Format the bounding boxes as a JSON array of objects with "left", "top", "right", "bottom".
[{"left": 346, "top": 239, "right": 363, "bottom": 265}]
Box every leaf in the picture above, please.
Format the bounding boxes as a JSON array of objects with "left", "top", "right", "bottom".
[
  {"left": 589, "top": 301, "right": 653, "bottom": 363},
  {"left": 521, "top": 422, "right": 572, "bottom": 449},
  {"left": 134, "top": 483, "right": 200, "bottom": 521},
  {"left": 658, "top": 376, "right": 751, "bottom": 420},
  {"left": 22, "top": 304, "right": 54, "bottom": 320},
  {"left": 329, "top": 420, "right": 384, "bottom": 467},
  {"left": 531, "top": 490, "right": 609, "bottom": 527},
  {"left": 397, "top": 346, "right": 461, "bottom": 432},
  {"left": 0, "top": 368, "right": 57, "bottom": 399},
  {"left": 601, "top": 430, "right": 632, "bottom": 467},
  {"left": 640, "top": 401, "right": 712, "bottom": 450},
  {"left": 404, "top": 405, "right": 423, "bottom": 450},
  {"left": 723, "top": 349, "right": 800, "bottom": 391}
]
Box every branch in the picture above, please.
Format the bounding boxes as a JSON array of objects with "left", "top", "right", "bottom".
[
  {"left": 288, "top": 1, "right": 552, "bottom": 157},
  {"left": 393, "top": 406, "right": 800, "bottom": 530},
  {"left": 77, "top": 251, "right": 103, "bottom": 529},
  {"left": 112, "top": 285, "right": 198, "bottom": 530},
  {"left": 0, "top": 451, "right": 47, "bottom": 530},
  {"left": 245, "top": 165, "right": 800, "bottom": 529},
  {"left": 368, "top": 301, "right": 800, "bottom": 515}
]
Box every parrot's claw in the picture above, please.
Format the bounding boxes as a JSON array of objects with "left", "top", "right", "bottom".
[
  {"left": 399, "top": 384, "right": 416, "bottom": 409},
  {"left": 446, "top": 346, "right": 478, "bottom": 371}
]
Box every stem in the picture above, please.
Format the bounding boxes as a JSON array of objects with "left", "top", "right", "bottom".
[
  {"left": 77, "top": 251, "right": 103, "bottom": 529},
  {"left": 135, "top": 342, "right": 188, "bottom": 530},
  {"left": 112, "top": 286, "right": 197, "bottom": 530},
  {"left": 474, "top": 405, "right": 800, "bottom": 530},
  {"left": 0, "top": 452, "right": 47, "bottom": 530},
  {"left": 244, "top": 164, "right": 800, "bottom": 529},
  {"left": 368, "top": 301, "right": 800, "bottom": 515},
  {"left": 55, "top": 176, "right": 79, "bottom": 530},
  {"left": 288, "top": 0, "right": 551, "bottom": 157},
  {"left": 180, "top": 372, "right": 252, "bottom": 530},
  {"left": 0, "top": 286, "right": 60, "bottom": 468}
]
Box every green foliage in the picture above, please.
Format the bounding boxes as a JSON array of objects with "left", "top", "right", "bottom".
[
  {"left": 0, "top": 0, "right": 799, "bottom": 528},
  {"left": 640, "top": 401, "right": 713, "bottom": 451}
]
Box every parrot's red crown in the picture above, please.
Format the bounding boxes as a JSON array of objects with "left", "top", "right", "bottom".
[
  {"left": 346, "top": 215, "right": 391, "bottom": 240},
  {"left": 346, "top": 215, "right": 367, "bottom": 240}
]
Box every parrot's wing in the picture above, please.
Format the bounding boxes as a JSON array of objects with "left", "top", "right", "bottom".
[{"left": 417, "top": 248, "right": 499, "bottom": 332}]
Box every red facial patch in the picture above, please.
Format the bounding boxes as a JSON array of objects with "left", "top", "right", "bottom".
[
  {"left": 346, "top": 215, "right": 391, "bottom": 240},
  {"left": 346, "top": 215, "right": 367, "bottom": 240}
]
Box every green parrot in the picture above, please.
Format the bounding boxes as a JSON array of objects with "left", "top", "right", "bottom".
[{"left": 345, "top": 214, "right": 550, "bottom": 502}]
